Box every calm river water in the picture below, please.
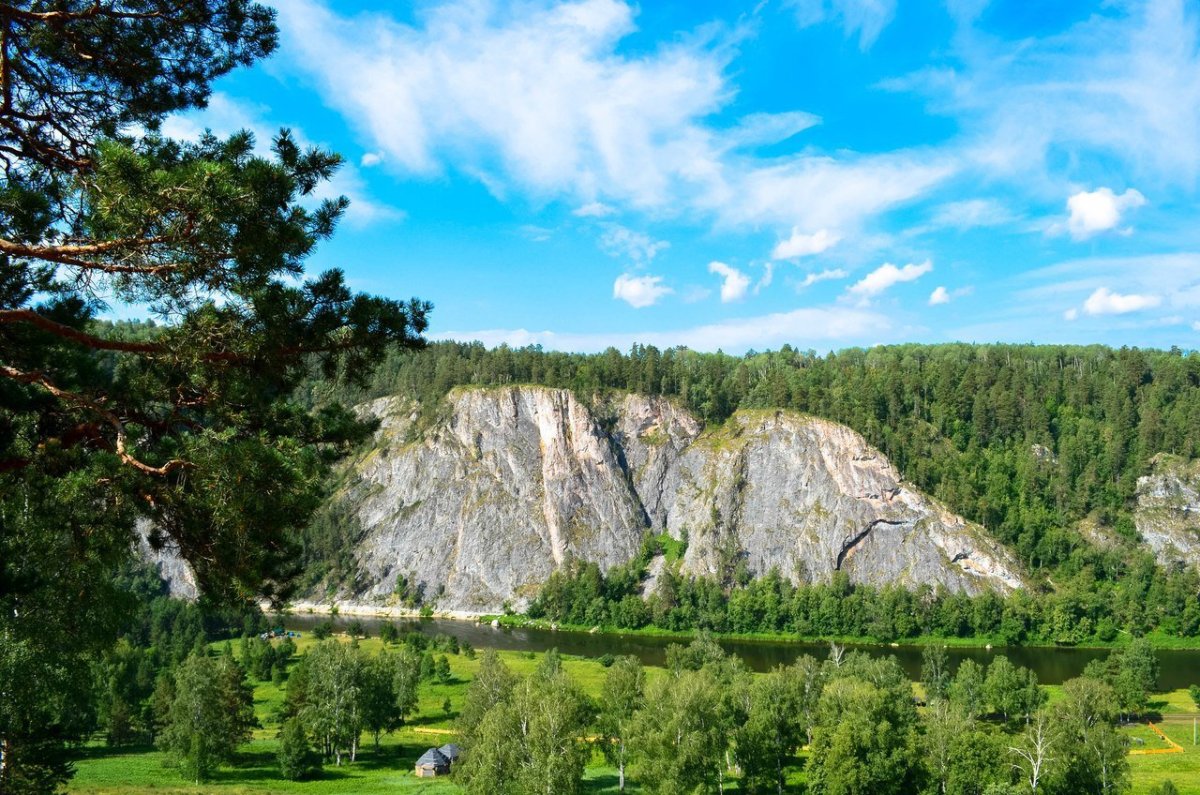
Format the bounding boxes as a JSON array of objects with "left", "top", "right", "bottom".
[{"left": 280, "top": 615, "right": 1200, "bottom": 689}]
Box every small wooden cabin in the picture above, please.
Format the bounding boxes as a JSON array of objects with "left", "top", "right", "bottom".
[{"left": 415, "top": 747, "right": 451, "bottom": 777}]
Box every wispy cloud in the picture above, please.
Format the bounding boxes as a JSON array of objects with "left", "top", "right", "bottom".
[
  {"left": 848, "top": 260, "right": 932, "bottom": 300},
  {"left": 436, "top": 305, "right": 895, "bottom": 353},
  {"left": 573, "top": 201, "right": 616, "bottom": 218},
  {"left": 277, "top": 0, "right": 950, "bottom": 235},
  {"left": 928, "top": 198, "right": 1017, "bottom": 230},
  {"left": 599, "top": 225, "right": 670, "bottom": 263},
  {"left": 889, "top": 0, "right": 1200, "bottom": 191},
  {"left": 785, "top": 0, "right": 898, "bottom": 50},
  {"left": 798, "top": 268, "right": 849, "bottom": 289}
]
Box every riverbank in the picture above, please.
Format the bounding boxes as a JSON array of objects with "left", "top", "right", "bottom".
[
  {"left": 266, "top": 600, "right": 489, "bottom": 622},
  {"left": 266, "top": 601, "right": 1200, "bottom": 654},
  {"left": 485, "top": 614, "right": 1200, "bottom": 653}
]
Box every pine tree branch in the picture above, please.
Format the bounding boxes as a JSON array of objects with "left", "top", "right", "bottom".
[
  {"left": 0, "top": 309, "right": 162, "bottom": 354},
  {"left": 0, "top": 363, "right": 187, "bottom": 476},
  {"left": 0, "top": 235, "right": 178, "bottom": 274}
]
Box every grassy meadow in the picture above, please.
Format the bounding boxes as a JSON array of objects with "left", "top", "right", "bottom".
[{"left": 67, "top": 632, "right": 1200, "bottom": 794}]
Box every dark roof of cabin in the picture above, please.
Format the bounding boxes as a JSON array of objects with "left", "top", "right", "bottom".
[
  {"left": 416, "top": 748, "right": 450, "bottom": 767},
  {"left": 438, "top": 743, "right": 461, "bottom": 760}
]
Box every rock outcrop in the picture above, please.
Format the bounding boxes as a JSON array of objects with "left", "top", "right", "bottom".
[
  {"left": 1135, "top": 454, "right": 1200, "bottom": 567},
  {"left": 336, "top": 387, "right": 1023, "bottom": 612},
  {"left": 348, "top": 389, "right": 647, "bottom": 611}
]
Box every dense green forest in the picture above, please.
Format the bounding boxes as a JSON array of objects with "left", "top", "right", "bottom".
[{"left": 302, "top": 340, "right": 1200, "bottom": 572}]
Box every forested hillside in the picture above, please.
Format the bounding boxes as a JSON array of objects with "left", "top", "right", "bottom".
[{"left": 302, "top": 341, "right": 1200, "bottom": 575}]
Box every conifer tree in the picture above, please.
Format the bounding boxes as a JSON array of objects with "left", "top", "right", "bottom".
[{"left": 0, "top": 1, "right": 428, "bottom": 788}]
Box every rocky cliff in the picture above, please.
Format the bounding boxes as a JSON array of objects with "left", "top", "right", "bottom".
[
  {"left": 1134, "top": 454, "right": 1200, "bottom": 567},
  {"left": 332, "top": 387, "right": 1023, "bottom": 612}
]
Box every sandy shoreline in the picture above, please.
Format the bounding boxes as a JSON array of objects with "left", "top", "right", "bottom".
[{"left": 264, "top": 600, "right": 490, "bottom": 623}]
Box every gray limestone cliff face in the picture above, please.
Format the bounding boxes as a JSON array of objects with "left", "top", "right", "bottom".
[
  {"left": 620, "top": 407, "right": 1022, "bottom": 595},
  {"left": 136, "top": 520, "right": 198, "bottom": 600},
  {"left": 339, "top": 389, "right": 1023, "bottom": 611},
  {"left": 1135, "top": 454, "right": 1200, "bottom": 567},
  {"left": 346, "top": 388, "right": 646, "bottom": 612}
]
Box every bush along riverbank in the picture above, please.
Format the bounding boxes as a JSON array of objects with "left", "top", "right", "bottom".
[{"left": 509, "top": 548, "right": 1200, "bottom": 650}]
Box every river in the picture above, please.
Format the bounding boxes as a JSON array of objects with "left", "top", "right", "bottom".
[{"left": 280, "top": 614, "right": 1200, "bottom": 689}]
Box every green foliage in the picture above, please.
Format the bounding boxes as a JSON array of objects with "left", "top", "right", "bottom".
[
  {"left": 455, "top": 649, "right": 516, "bottom": 742},
  {"left": 278, "top": 716, "right": 322, "bottom": 781},
  {"left": 456, "top": 649, "right": 593, "bottom": 795},
  {"left": 524, "top": 544, "right": 1200, "bottom": 648},
  {"left": 158, "top": 652, "right": 256, "bottom": 782},
  {"left": 0, "top": 0, "right": 428, "bottom": 789},
  {"left": 921, "top": 644, "right": 951, "bottom": 704},
  {"left": 950, "top": 660, "right": 987, "bottom": 720},
  {"left": 598, "top": 656, "right": 645, "bottom": 792},
  {"left": 806, "top": 668, "right": 922, "bottom": 795},
  {"left": 631, "top": 667, "right": 735, "bottom": 794},
  {"left": 736, "top": 666, "right": 810, "bottom": 794}
]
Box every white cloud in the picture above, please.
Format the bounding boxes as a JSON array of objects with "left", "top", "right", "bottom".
[
  {"left": 708, "top": 261, "right": 751, "bottom": 303},
  {"left": 681, "top": 285, "right": 713, "bottom": 303},
  {"left": 1193, "top": 321, "right": 1200, "bottom": 332},
  {"left": 754, "top": 262, "right": 775, "bottom": 294},
  {"left": 771, "top": 228, "right": 841, "bottom": 260},
  {"left": 888, "top": 2, "right": 1200, "bottom": 190},
  {"left": 1061, "top": 187, "right": 1147, "bottom": 240},
  {"left": 361, "top": 151, "right": 385, "bottom": 167},
  {"left": 573, "top": 201, "right": 616, "bottom": 218},
  {"left": 276, "top": 0, "right": 951, "bottom": 233},
  {"left": 786, "top": 0, "right": 897, "bottom": 50},
  {"left": 724, "top": 111, "right": 821, "bottom": 149},
  {"left": 716, "top": 155, "right": 952, "bottom": 232},
  {"left": 613, "top": 273, "right": 672, "bottom": 308},
  {"left": 1064, "top": 308, "right": 1079, "bottom": 321},
  {"left": 599, "top": 225, "right": 669, "bottom": 263},
  {"left": 929, "top": 286, "right": 950, "bottom": 305},
  {"left": 435, "top": 305, "right": 894, "bottom": 353},
  {"left": 848, "top": 260, "right": 933, "bottom": 299},
  {"left": 929, "top": 198, "right": 1016, "bottom": 230},
  {"left": 799, "top": 268, "right": 849, "bottom": 289},
  {"left": 1082, "top": 287, "right": 1161, "bottom": 316}
]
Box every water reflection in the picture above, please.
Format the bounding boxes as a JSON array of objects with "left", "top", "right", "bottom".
[{"left": 280, "top": 614, "right": 1200, "bottom": 689}]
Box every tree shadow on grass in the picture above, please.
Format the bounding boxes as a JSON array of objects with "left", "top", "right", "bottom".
[
  {"left": 70, "top": 742, "right": 159, "bottom": 761},
  {"left": 214, "top": 749, "right": 356, "bottom": 785}
]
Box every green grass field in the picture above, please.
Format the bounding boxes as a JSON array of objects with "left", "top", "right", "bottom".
[{"left": 66, "top": 634, "right": 1200, "bottom": 794}]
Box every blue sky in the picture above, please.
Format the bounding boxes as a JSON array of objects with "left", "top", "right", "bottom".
[{"left": 162, "top": 0, "right": 1200, "bottom": 353}]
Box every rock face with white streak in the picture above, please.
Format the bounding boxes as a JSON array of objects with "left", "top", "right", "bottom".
[
  {"left": 334, "top": 388, "right": 1023, "bottom": 612},
  {"left": 347, "top": 389, "right": 647, "bottom": 611}
]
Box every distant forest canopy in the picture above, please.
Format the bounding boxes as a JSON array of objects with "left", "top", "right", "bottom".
[{"left": 298, "top": 339, "right": 1200, "bottom": 574}]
